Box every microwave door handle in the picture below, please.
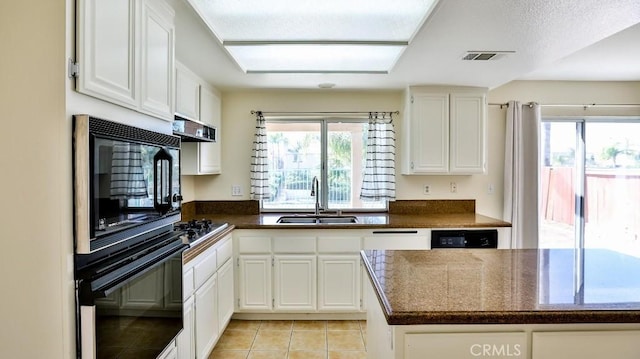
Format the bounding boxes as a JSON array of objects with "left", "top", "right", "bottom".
[{"left": 153, "top": 148, "right": 173, "bottom": 214}]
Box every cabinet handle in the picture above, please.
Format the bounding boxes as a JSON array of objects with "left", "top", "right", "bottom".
[{"left": 372, "top": 230, "right": 418, "bottom": 234}]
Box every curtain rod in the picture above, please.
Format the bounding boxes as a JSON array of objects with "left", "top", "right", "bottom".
[
  {"left": 489, "top": 102, "right": 640, "bottom": 109},
  {"left": 251, "top": 110, "right": 399, "bottom": 116}
]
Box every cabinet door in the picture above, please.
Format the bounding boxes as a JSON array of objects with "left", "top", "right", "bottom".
[
  {"left": 318, "top": 255, "right": 361, "bottom": 311},
  {"left": 449, "top": 93, "right": 485, "bottom": 174},
  {"left": 177, "top": 295, "right": 194, "bottom": 359},
  {"left": 76, "top": 0, "right": 138, "bottom": 108},
  {"left": 139, "top": 0, "right": 175, "bottom": 120},
  {"left": 158, "top": 341, "right": 178, "bottom": 359},
  {"left": 408, "top": 93, "right": 449, "bottom": 173},
  {"left": 274, "top": 255, "right": 317, "bottom": 311},
  {"left": 238, "top": 255, "right": 272, "bottom": 311},
  {"left": 194, "top": 273, "right": 218, "bottom": 359},
  {"left": 217, "top": 259, "right": 234, "bottom": 333},
  {"left": 532, "top": 331, "right": 640, "bottom": 359},
  {"left": 175, "top": 63, "right": 200, "bottom": 121},
  {"left": 197, "top": 86, "right": 222, "bottom": 174},
  {"left": 405, "top": 332, "right": 527, "bottom": 359}
]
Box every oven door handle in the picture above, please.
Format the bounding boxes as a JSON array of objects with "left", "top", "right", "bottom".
[{"left": 80, "top": 240, "right": 187, "bottom": 303}]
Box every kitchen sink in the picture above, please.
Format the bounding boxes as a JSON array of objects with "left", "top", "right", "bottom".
[{"left": 276, "top": 215, "right": 358, "bottom": 224}]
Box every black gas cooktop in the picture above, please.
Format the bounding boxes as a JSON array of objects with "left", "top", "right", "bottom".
[{"left": 174, "top": 219, "right": 229, "bottom": 247}]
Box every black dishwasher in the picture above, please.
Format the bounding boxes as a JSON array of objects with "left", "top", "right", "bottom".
[{"left": 431, "top": 229, "right": 498, "bottom": 248}]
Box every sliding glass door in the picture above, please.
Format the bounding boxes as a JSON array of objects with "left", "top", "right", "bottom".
[{"left": 540, "top": 118, "right": 640, "bottom": 257}]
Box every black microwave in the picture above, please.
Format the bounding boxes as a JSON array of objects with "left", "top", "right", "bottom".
[{"left": 73, "top": 115, "right": 182, "bottom": 254}]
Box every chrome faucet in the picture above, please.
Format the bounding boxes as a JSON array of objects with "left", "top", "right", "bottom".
[{"left": 310, "top": 176, "right": 322, "bottom": 215}]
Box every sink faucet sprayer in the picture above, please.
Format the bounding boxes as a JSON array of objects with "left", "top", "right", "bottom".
[{"left": 311, "top": 176, "right": 322, "bottom": 215}]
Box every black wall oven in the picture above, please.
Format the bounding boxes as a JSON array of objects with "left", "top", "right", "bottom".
[
  {"left": 76, "top": 228, "right": 187, "bottom": 359},
  {"left": 73, "top": 115, "right": 187, "bottom": 359}
]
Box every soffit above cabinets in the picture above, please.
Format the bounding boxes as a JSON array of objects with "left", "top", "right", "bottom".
[
  {"left": 184, "top": 0, "right": 439, "bottom": 73},
  {"left": 170, "top": 0, "right": 640, "bottom": 90}
]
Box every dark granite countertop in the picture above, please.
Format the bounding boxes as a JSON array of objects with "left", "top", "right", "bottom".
[
  {"left": 361, "top": 249, "right": 640, "bottom": 325},
  {"left": 184, "top": 212, "right": 511, "bottom": 229},
  {"left": 182, "top": 200, "right": 510, "bottom": 229}
]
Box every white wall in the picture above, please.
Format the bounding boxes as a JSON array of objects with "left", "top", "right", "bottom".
[
  {"left": 192, "top": 82, "right": 640, "bottom": 219},
  {"left": 489, "top": 81, "right": 640, "bottom": 117},
  {"left": 0, "top": 1, "right": 69, "bottom": 358},
  {"left": 191, "top": 89, "right": 507, "bottom": 216},
  {"left": 0, "top": 1, "right": 182, "bottom": 358}
]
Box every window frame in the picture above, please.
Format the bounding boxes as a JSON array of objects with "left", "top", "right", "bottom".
[
  {"left": 540, "top": 115, "right": 640, "bottom": 250},
  {"left": 260, "top": 116, "right": 388, "bottom": 213}
]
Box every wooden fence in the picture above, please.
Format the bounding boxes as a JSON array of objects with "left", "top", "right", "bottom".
[{"left": 541, "top": 167, "right": 640, "bottom": 237}]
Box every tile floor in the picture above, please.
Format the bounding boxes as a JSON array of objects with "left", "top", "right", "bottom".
[{"left": 209, "top": 320, "right": 367, "bottom": 359}]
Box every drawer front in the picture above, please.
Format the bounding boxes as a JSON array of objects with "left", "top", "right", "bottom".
[
  {"left": 193, "top": 248, "right": 217, "bottom": 290},
  {"left": 238, "top": 236, "right": 271, "bottom": 253},
  {"left": 273, "top": 236, "right": 316, "bottom": 253},
  {"left": 317, "top": 236, "right": 361, "bottom": 253},
  {"left": 363, "top": 234, "right": 429, "bottom": 250},
  {"left": 216, "top": 235, "right": 233, "bottom": 267}
]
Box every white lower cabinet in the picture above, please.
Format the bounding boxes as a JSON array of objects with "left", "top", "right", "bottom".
[
  {"left": 195, "top": 273, "right": 218, "bottom": 359},
  {"left": 274, "top": 255, "right": 317, "bottom": 311},
  {"left": 531, "top": 331, "right": 640, "bottom": 359},
  {"left": 158, "top": 340, "right": 178, "bottom": 359},
  {"left": 235, "top": 230, "right": 366, "bottom": 315},
  {"left": 179, "top": 234, "right": 233, "bottom": 358},
  {"left": 405, "top": 332, "right": 527, "bottom": 359},
  {"left": 238, "top": 255, "right": 273, "bottom": 311},
  {"left": 217, "top": 259, "right": 234, "bottom": 332},
  {"left": 318, "top": 255, "right": 361, "bottom": 311},
  {"left": 178, "top": 295, "right": 194, "bottom": 359}
]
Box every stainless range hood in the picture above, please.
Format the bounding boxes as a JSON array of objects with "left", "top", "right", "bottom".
[{"left": 172, "top": 116, "right": 216, "bottom": 142}]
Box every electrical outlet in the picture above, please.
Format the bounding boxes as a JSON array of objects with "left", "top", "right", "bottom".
[
  {"left": 423, "top": 185, "right": 431, "bottom": 195},
  {"left": 488, "top": 184, "right": 494, "bottom": 194},
  {"left": 450, "top": 182, "right": 457, "bottom": 193},
  {"left": 231, "top": 185, "right": 242, "bottom": 196}
]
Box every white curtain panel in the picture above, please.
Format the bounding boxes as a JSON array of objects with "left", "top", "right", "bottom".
[
  {"left": 360, "top": 113, "right": 396, "bottom": 201},
  {"left": 250, "top": 112, "right": 270, "bottom": 200},
  {"left": 503, "top": 101, "right": 541, "bottom": 248}
]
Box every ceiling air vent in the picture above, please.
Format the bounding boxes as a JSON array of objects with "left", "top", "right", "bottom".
[{"left": 462, "top": 51, "right": 514, "bottom": 61}]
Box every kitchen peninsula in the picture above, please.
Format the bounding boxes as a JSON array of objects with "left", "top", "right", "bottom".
[{"left": 361, "top": 249, "right": 640, "bottom": 359}]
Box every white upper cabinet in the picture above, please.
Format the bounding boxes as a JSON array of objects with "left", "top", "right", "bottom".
[
  {"left": 175, "top": 62, "right": 201, "bottom": 121},
  {"left": 76, "top": 0, "right": 175, "bottom": 121},
  {"left": 76, "top": 0, "right": 138, "bottom": 108},
  {"left": 406, "top": 92, "right": 450, "bottom": 174},
  {"left": 177, "top": 62, "right": 222, "bottom": 175},
  {"left": 449, "top": 93, "right": 486, "bottom": 174},
  {"left": 403, "top": 86, "right": 487, "bottom": 175},
  {"left": 139, "top": 0, "right": 175, "bottom": 119}
]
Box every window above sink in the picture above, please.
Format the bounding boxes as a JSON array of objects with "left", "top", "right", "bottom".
[{"left": 261, "top": 118, "right": 387, "bottom": 212}]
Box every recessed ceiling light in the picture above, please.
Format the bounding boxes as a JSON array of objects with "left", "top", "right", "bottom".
[
  {"left": 186, "top": 0, "right": 440, "bottom": 73},
  {"left": 318, "top": 83, "right": 336, "bottom": 89}
]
